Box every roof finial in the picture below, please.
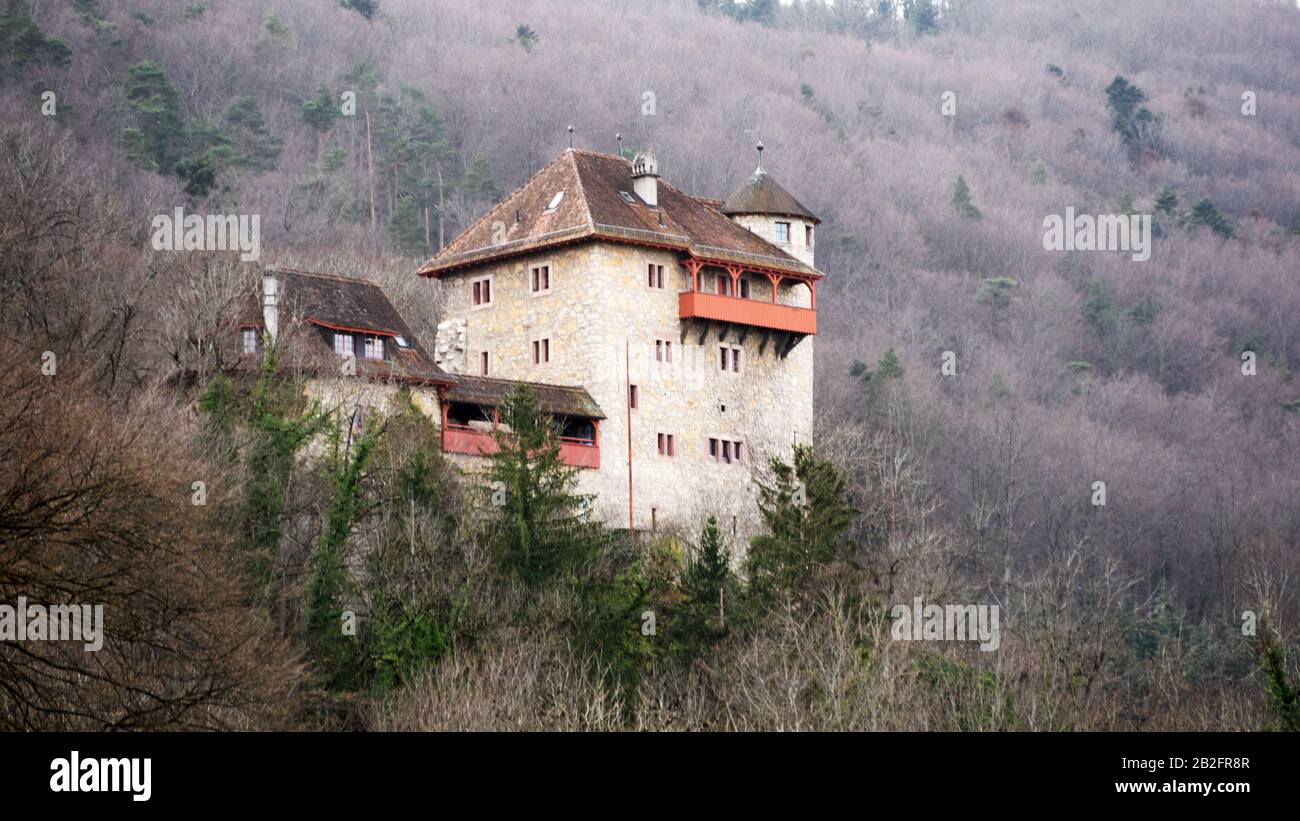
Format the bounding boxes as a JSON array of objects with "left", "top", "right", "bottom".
[
  {"left": 567, "top": 124, "right": 575, "bottom": 150},
  {"left": 756, "top": 140, "right": 765, "bottom": 173},
  {"left": 616, "top": 132, "right": 623, "bottom": 158}
]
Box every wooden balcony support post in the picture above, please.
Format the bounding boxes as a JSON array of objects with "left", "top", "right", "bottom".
[
  {"left": 684, "top": 258, "right": 703, "bottom": 292},
  {"left": 725, "top": 264, "right": 743, "bottom": 298}
]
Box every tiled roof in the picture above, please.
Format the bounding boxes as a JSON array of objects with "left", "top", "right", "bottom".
[
  {"left": 722, "top": 168, "right": 821, "bottom": 224},
  {"left": 234, "top": 269, "right": 454, "bottom": 386},
  {"left": 445, "top": 375, "right": 605, "bottom": 420},
  {"left": 417, "top": 149, "right": 821, "bottom": 279}
]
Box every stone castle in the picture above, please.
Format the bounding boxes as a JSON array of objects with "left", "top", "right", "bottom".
[{"left": 418, "top": 146, "right": 822, "bottom": 541}]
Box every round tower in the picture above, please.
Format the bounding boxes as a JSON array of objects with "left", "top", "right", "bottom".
[{"left": 722, "top": 143, "right": 820, "bottom": 268}]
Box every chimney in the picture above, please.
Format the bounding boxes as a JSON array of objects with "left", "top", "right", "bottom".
[
  {"left": 262, "top": 271, "right": 278, "bottom": 343},
  {"left": 631, "top": 149, "right": 659, "bottom": 208}
]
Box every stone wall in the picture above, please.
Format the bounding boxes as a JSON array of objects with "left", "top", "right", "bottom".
[{"left": 435, "top": 239, "right": 814, "bottom": 553}]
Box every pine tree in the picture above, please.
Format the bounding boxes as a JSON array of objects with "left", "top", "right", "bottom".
[
  {"left": 302, "top": 83, "right": 338, "bottom": 160},
  {"left": 952, "top": 174, "right": 981, "bottom": 219},
  {"left": 487, "top": 384, "right": 599, "bottom": 582},
  {"left": 121, "top": 60, "right": 184, "bottom": 172},
  {"left": 680, "top": 516, "right": 734, "bottom": 643},
  {"left": 1189, "top": 197, "right": 1234, "bottom": 239},
  {"left": 746, "top": 445, "right": 857, "bottom": 598}
]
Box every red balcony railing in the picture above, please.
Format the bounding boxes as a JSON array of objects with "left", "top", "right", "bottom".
[
  {"left": 441, "top": 425, "right": 599, "bottom": 469},
  {"left": 679, "top": 291, "right": 816, "bottom": 335}
]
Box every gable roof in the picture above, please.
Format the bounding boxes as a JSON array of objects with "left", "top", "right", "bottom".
[
  {"left": 417, "top": 149, "right": 821, "bottom": 279},
  {"left": 445, "top": 375, "right": 605, "bottom": 420},
  {"left": 723, "top": 168, "right": 821, "bottom": 224},
  {"left": 235, "top": 269, "right": 454, "bottom": 387}
]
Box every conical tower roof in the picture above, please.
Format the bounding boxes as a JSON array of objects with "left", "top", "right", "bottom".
[{"left": 722, "top": 167, "right": 819, "bottom": 224}]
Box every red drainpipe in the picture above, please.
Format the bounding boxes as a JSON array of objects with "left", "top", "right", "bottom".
[{"left": 625, "top": 338, "right": 633, "bottom": 530}]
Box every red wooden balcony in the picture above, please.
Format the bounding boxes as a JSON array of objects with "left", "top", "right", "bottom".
[
  {"left": 441, "top": 425, "right": 599, "bottom": 469},
  {"left": 679, "top": 291, "right": 816, "bottom": 335}
]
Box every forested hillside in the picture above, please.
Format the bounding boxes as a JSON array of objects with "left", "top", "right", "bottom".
[{"left": 2, "top": 0, "right": 1299, "bottom": 730}]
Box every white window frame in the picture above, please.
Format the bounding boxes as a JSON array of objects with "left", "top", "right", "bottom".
[
  {"left": 363, "top": 335, "right": 385, "bottom": 360},
  {"left": 529, "top": 262, "right": 552, "bottom": 296},
  {"left": 243, "top": 328, "right": 259, "bottom": 354},
  {"left": 333, "top": 331, "right": 354, "bottom": 357},
  {"left": 470, "top": 274, "right": 494, "bottom": 309}
]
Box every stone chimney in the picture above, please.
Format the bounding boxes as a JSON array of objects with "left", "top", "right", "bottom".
[
  {"left": 631, "top": 149, "right": 659, "bottom": 208},
  {"left": 262, "top": 271, "right": 278, "bottom": 342}
]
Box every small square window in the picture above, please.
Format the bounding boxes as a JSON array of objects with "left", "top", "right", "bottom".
[
  {"left": 647, "top": 264, "right": 664, "bottom": 289},
  {"left": 471, "top": 276, "right": 493, "bottom": 306},
  {"left": 532, "top": 338, "right": 550, "bottom": 364},
  {"left": 658, "top": 433, "right": 674, "bottom": 456},
  {"left": 530, "top": 264, "right": 551, "bottom": 293}
]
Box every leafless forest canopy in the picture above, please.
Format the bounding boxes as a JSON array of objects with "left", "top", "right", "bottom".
[{"left": 1, "top": 0, "right": 1299, "bottom": 730}]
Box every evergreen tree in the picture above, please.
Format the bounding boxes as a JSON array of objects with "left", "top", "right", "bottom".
[
  {"left": 120, "top": 60, "right": 184, "bottom": 172},
  {"left": 952, "top": 174, "right": 981, "bottom": 219},
  {"left": 301, "top": 83, "right": 338, "bottom": 160},
  {"left": 222, "top": 95, "right": 282, "bottom": 171},
  {"left": 0, "top": 0, "right": 71, "bottom": 79},
  {"left": 679, "top": 516, "right": 735, "bottom": 645},
  {"left": 486, "top": 384, "right": 599, "bottom": 583},
  {"left": 1189, "top": 197, "right": 1234, "bottom": 238},
  {"left": 341, "top": 0, "right": 380, "bottom": 20},
  {"left": 746, "top": 445, "right": 857, "bottom": 598},
  {"left": 1105, "top": 75, "right": 1161, "bottom": 162}
]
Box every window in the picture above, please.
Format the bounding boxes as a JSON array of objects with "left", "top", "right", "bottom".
[
  {"left": 715, "top": 275, "right": 732, "bottom": 297},
  {"left": 394, "top": 335, "right": 409, "bottom": 348},
  {"left": 775, "top": 221, "right": 791, "bottom": 244},
  {"left": 545, "top": 191, "right": 565, "bottom": 211},
  {"left": 480, "top": 351, "right": 490, "bottom": 376},
  {"left": 243, "top": 329, "right": 259, "bottom": 354},
  {"left": 619, "top": 191, "right": 637, "bottom": 205},
  {"left": 530, "top": 264, "right": 551, "bottom": 294},
  {"left": 532, "top": 338, "right": 550, "bottom": 365},
  {"left": 647, "top": 264, "right": 664, "bottom": 289},
  {"left": 363, "top": 336, "right": 385, "bottom": 360},
  {"left": 655, "top": 339, "right": 673, "bottom": 363},
  {"left": 333, "top": 332, "right": 354, "bottom": 357},
  {"left": 629, "top": 384, "right": 638, "bottom": 409},
  {"left": 739, "top": 278, "right": 751, "bottom": 299},
  {"left": 708, "top": 437, "right": 744, "bottom": 464},
  {"left": 720, "top": 345, "right": 742, "bottom": 372},
  {"left": 657, "top": 433, "right": 675, "bottom": 456},
  {"left": 805, "top": 225, "right": 814, "bottom": 246},
  {"left": 471, "top": 276, "right": 492, "bottom": 307}
]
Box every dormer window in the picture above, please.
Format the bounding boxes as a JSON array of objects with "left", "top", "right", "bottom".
[
  {"left": 545, "top": 191, "right": 565, "bottom": 211},
  {"left": 363, "top": 336, "right": 385, "bottom": 360},
  {"left": 775, "top": 221, "right": 791, "bottom": 244},
  {"left": 394, "top": 335, "right": 409, "bottom": 348}
]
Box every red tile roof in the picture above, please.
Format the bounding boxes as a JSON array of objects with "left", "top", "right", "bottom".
[
  {"left": 417, "top": 149, "right": 821, "bottom": 279},
  {"left": 234, "top": 269, "right": 454, "bottom": 387}
]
